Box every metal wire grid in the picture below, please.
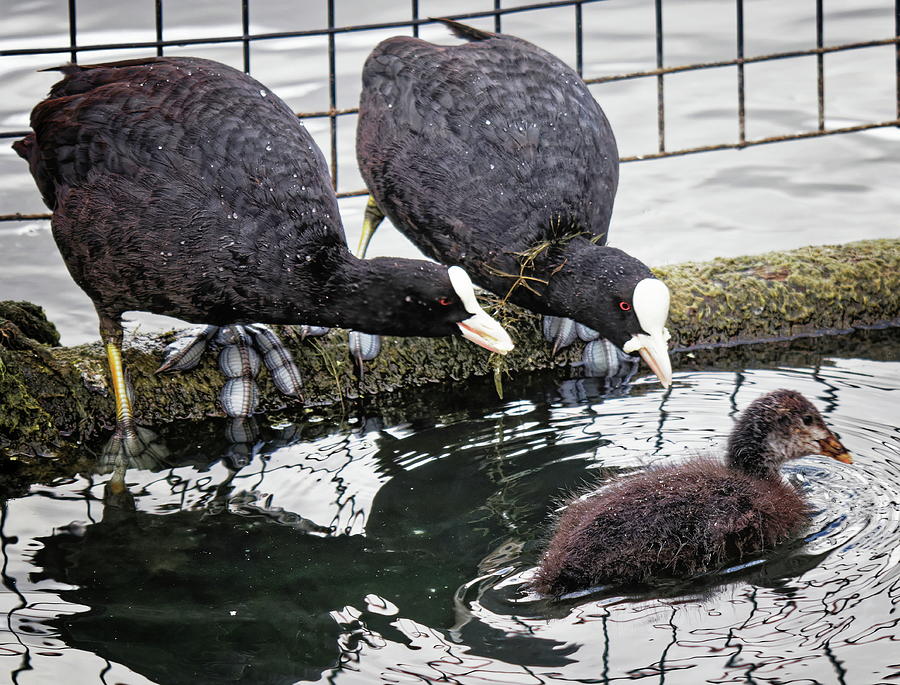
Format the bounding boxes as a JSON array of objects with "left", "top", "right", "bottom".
[{"left": 0, "top": 0, "right": 898, "bottom": 222}]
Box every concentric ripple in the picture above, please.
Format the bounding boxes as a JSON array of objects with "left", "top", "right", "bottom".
[
  {"left": 448, "top": 359, "right": 900, "bottom": 684},
  {"left": 1, "top": 336, "right": 898, "bottom": 684}
]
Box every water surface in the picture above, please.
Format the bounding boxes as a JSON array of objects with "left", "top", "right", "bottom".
[
  {"left": 1, "top": 0, "right": 898, "bottom": 343},
  {"left": 1, "top": 329, "right": 898, "bottom": 683}
]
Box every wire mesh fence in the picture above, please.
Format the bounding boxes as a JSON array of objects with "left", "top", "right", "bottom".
[{"left": 0, "top": 0, "right": 897, "bottom": 222}]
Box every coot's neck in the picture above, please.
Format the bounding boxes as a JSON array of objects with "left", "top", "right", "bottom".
[
  {"left": 304, "top": 252, "right": 443, "bottom": 335},
  {"left": 725, "top": 420, "right": 783, "bottom": 479},
  {"left": 500, "top": 235, "right": 590, "bottom": 313},
  {"left": 238, "top": 243, "right": 432, "bottom": 333}
]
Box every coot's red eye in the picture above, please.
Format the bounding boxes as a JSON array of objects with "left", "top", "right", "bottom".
[
  {"left": 619, "top": 301, "right": 631, "bottom": 311},
  {"left": 438, "top": 296, "right": 452, "bottom": 306}
]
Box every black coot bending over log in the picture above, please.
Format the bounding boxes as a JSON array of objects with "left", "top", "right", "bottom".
[
  {"left": 533, "top": 390, "right": 853, "bottom": 596},
  {"left": 356, "top": 19, "right": 671, "bottom": 386},
  {"left": 14, "top": 57, "right": 512, "bottom": 450}
]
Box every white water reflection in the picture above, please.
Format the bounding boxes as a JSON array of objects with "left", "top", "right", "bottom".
[
  {"left": 0, "top": 335, "right": 897, "bottom": 683},
  {"left": 0, "top": 1, "right": 897, "bottom": 343}
]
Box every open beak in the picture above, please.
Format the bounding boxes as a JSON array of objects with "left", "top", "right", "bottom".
[
  {"left": 448, "top": 265, "right": 514, "bottom": 355},
  {"left": 457, "top": 309, "right": 514, "bottom": 355},
  {"left": 623, "top": 329, "right": 672, "bottom": 388},
  {"left": 818, "top": 434, "right": 853, "bottom": 464}
]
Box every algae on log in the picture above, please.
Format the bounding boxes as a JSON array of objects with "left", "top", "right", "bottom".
[{"left": 0, "top": 238, "right": 897, "bottom": 456}]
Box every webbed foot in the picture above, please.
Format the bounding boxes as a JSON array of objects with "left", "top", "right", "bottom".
[
  {"left": 246, "top": 324, "right": 304, "bottom": 398},
  {"left": 157, "top": 324, "right": 309, "bottom": 418},
  {"left": 222, "top": 416, "right": 260, "bottom": 469},
  {"left": 345, "top": 196, "right": 387, "bottom": 372},
  {"left": 297, "top": 325, "right": 331, "bottom": 339},
  {"left": 212, "top": 326, "right": 261, "bottom": 417},
  {"left": 575, "top": 323, "right": 600, "bottom": 342},
  {"left": 580, "top": 338, "right": 638, "bottom": 383},
  {"left": 98, "top": 424, "right": 169, "bottom": 473}
]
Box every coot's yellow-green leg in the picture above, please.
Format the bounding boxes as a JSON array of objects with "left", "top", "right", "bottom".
[
  {"left": 105, "top": 341, "right": 134, "bottom": 434},
  {"left": 357, "top": 195, "right": 385, "bottom": 258},
  {"left": 98, "top": 313, "right": 170, "bottom": 469},
  {"left": 98, "top": 314, "right": 135, "bottom": 436}
]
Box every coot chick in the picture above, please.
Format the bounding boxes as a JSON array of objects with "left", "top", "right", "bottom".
[
  {"left": 533, "top": 389, "right": 852, "bottom": 595},
  {"left": 14, "top": 57, "right": 512, "bottom": 449},
  {"left": 356, "top": 19, "right": 671, "bottom": 385}
]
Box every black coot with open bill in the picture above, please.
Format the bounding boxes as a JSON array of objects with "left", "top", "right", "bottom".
[
  {"left": 532, "top": 389, "right": 853, "bottom": 596},
  {"left": 14, "top": 56, "right": 512, "bottom": 453},
  {"left": 356, "top": 19, "right": 671, "bottom": 386}
]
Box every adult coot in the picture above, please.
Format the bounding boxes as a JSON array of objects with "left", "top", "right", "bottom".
[
  {"left": 14, "top": 57, "right": 512, "bottom": 451},
  {"left": 532, "top": 389, "right": 853, "bottom": 595},
  {"left": 356, "top": 19, "right": 671, "bottom": 386}
]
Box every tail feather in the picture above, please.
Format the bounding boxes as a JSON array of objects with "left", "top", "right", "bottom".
[
  {"left": 41, "top": 58, "right": 171, "bottom": 99},
  {"left": 39, "top": 57, "right": 168, "bottom": 74},
  {"left": 11, "top": 135, "right": 33, "bottom": 161},
  {"left": 38, "top": 63, "right": 83, "bottom": 75},
  {"left": 431, "top": 17, "right": 495, "bottom": 41}
]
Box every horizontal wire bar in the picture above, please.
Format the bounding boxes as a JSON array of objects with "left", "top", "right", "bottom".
[
  {"left": 0, "top": 0, "right": 604, "bottom": 57},
  {"left": 0, "top": 130, "right": 32, "bottom": 139},
  {"left": 3, "top": 120, "right": 895, "bottom": 220},
  {"left": 583, "top": 37, "right": 899, "bottom": 85},
  {"left": 336, "top": 189, "right": 372, "bottom": 200},
  {"left": 619, "top": 120, "right": 900, "bottom": 162},
  {"left": 0, "top": 212, "right": 52, "bottom": 222}
]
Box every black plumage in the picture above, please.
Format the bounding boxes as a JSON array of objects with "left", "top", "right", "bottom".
[
  {"left": 14, "top": 56, "right": 511, "bottom": 442},
  {"left": 357, "top": 20, "right": 671, "bottom": 383},
  {"left": 18, "top": 57, "right": 499, "bottom": 337},
  {"left": 533, "top": 390, "right": 853, "bottom": 595}
]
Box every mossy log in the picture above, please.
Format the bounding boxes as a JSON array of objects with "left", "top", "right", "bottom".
[{"left": 1, "top": 238, "right": 897, "bottom": 457}]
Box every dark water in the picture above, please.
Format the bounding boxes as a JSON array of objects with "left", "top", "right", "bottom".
[
  {"left": 1, "top": 329, "right": 898, "bottom": 684},
  {"left": 2, "top": 0, "right": 898, "bottom": 344}
]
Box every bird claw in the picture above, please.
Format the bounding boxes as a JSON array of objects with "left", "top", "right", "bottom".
[
  {"left": 156, "top": 325, "right": 217, "bottom": 373},
  {"left": 247, "top": 324, "right": 304, "bottom": 397},
  {"left": 542, "top": 316, "right": 577, "bottom": 355},
  {"left": 348, "top": 330, "right": 382, "bottom": 376}
]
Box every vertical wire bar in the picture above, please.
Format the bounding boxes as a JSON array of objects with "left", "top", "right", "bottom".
[
  {"left": 655, "top": 0, "right": 665, "bottom": 153},
  {"left": 894, "top": 0, "right": 900, "bottom": 121},
  {"left": 241, "top": 0, "right": 250, "bottom": 73},
  {"left": 495, "top": 0, "right": 502, "bottom": 33},
  {"left": 575, "top": 1, "right": 584, "bottom": 77},
  {"left": 155, "top": 0, "right": 164, "bottom": 57},
  {"left": 411, "top": 0, "right": 419, "bottom": 37},
  {"left": 327, "top": 0, "right": 338, "bottom": 191},
  {"left": 816, "top": 0, "right": 825, "bottom": 130},
  {"left": 736, "top": 0, "right": 745, "bottom": 144},
  {"left": 67, "top": 0, "right": 78, "bottom": 63}
]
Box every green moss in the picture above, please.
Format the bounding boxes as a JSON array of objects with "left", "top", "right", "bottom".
[
  {"left": 653, "top": 239, "right": 900, "bottom": 348},
  {"left": 0, "top": 301, "right": 61, "bottom": 346},
  {"left": 0, "top": 238, "right": 898, "bottom": 457},
  {"left": 0, "top": 347, "right": 59, "bottom": 454}
]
